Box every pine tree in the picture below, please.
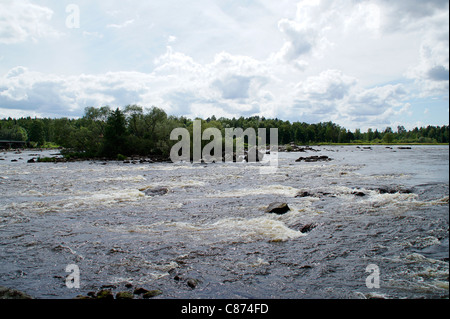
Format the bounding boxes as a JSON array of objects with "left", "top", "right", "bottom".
[{"left": 102, "top": 108, "right": 128, "bottom": 157}]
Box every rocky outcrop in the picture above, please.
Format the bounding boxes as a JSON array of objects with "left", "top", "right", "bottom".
[
  {"left": 75, "top": 285, "right": 163, "bottom": 299},
  {"left": 295, "top": 155, "right": 332, "bottom": 162},
  {"left": 296, "top": 190, "right": 335, "bottom": 198},
  {"left": 375, "top": 187, "right": 412, "bottom": 194},
  {"left": 0, "top": 286, "right": 33, "bottom": 299},
  {"left": 115, "top": 291, "right": 134, "bottom": 299},
  {"left": 279, "top": 144, "right": 320, "bottom": 152}
]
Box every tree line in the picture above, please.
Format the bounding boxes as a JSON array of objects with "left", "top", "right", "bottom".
[{"left": 0, "top": 105, "right": 448, "bottom": 157}]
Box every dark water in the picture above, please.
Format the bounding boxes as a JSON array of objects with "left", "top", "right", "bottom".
[{"left": 0, "top": 145, "right": 448, "bottom": 299}]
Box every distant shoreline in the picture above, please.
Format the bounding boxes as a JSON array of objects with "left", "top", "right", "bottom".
[
  {"left": 1, "top": 142, "right": 448, "bottom": 156},
  {"left": 315, "top": 142, "right": 449, "bottom": 146},
  {"left": 2, "top": 142, "right": 448, "bottom": 152},
  {"left": 1, "top": 143, "right": 448, "bottom": 165}
]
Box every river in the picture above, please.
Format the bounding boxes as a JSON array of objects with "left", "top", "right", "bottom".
[{"left": 0, "top": 145, "right": 448, "bottom": 299}]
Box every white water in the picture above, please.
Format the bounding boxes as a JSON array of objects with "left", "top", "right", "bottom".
[{"left": 0, "top": 146, "right": 448, "bottom": 299}]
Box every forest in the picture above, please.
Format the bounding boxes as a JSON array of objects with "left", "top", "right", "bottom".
[{"left": 0, "top": 105, "right": 448, "bottom": 159}]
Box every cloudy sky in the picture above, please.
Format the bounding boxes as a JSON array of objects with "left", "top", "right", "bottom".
[{"left": 0, "top": 0, "right": 448, "bottom": 130}]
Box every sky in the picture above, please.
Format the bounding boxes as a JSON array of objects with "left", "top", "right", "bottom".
[{"left": 0, "top": 0, "right": 448, "bottom": 131}]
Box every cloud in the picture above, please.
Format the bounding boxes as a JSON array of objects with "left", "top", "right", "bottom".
[
  {"left": 5, "top": 66, "right": 28, "bottom": 79},
  {"left": 345, "top": 84, "right": 407, "bottom": 117},
  {"left": 0, "top": 68, "right": 148, "bottom": 117},
  {"left": 280, "top": 68, "right": 411, "bottom": 130},
  {"left": 406, "top": 28, "right": 449, "bottom": 97},
  {"left": 0, "top": 43, "right": 424, "bottom": 131},
  {"left": 168, "top": 35, "right": 177, "bottom": 43},
  {"left": 272, "top": 0, "right": 387, "bottom": 68},
  {"left": 83, "top": 31, "right": 104, "bottom": 39},
  {"left": 106, "top": 19, "right": 135, "bottom": 29},
  {"left": 0, "top": 0, "right": 447, "bottom": 129},
  {"left": 377, "top": 0, "right": 449, "bottom": 32},
  {"left": 277, "top": 19, "right": 315, "bottom": 59},
  {"left": 427, "top": 65, "right": 449, "bottom": 81},
  {"left": 296, "top": 69, "right": 357, "bottom": 101},
  {"left": 380, "top": 0, "right": 449, "bottom": 97},
  {"left": 273, "top": 0, "right": 334, "bottom": 65},
  {"left": 0, "top": 45, "right": 279, "bottom": 120},
  {"left": 213, "top": 75, "right": 252, "bottom": 100},
  {"left": 0, "top": 0, "right": 60, "bottom": 44}
]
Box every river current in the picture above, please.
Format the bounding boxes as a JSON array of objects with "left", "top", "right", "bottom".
[{"left": 0, "top": 145, "right": 448, "bottom": 299}]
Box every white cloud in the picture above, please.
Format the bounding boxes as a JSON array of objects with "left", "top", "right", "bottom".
[
  {"left": 0, "top": 46, "right": 277, "bottom": 120},
  {"left": 168, "top": 35, "right": 177, "bottom": 43},
  {"left": 279, "top": 68, "right": 412, "bottom": 130},
  {"left": 0, "top": 107, "right": 43, "bottom": 119},
  {"left": 296, "top": 69, "right": 357, "bottom": 101},
  {"left": 0, "top": 0, "right": 61, "bottom": 44},
  {"left": 106, "top": 19, "right": 135, "bottom": 29},
  {"left": 83, "top": 31, "right": 104, "bottom": 39},
  {"left": 0, "top": 0, "right": 447, "bottom": 130}
]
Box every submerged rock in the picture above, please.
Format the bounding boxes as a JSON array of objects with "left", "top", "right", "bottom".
[
  {"left": 265, "top": 202, "right": 290, "bottom": 215},
  {"left": 143, "top": 290, "right": 163, "bottom": 298}
]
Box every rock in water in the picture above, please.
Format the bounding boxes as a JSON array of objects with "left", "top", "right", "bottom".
[
  {"left": 96, "top": 289, "right": 114, "bottom": 299},
  {"left": 300, "top": 223, "right": 318, "bottom": 233},
  {"left": 143, "top": 290, "right": 163, "bottom": 298},
  {"left": 133, "top": 287, "right": 149, "bottom": 295},
  {"left": 265, "top": 202, "right": 290, "bottom": 215},
  {"left": 186, "top": 278, "right": 199, "bottom": 289},
  {"left": 295, "top": 156, "right": 331, "bottom": 162},
  {"left": 143, "top": 187, "right": 169, "bottom": 197},
  {"left": 352, "top": 191, "right": 366, "bottom": 197},
  {"left": 116, "top": 291, "right": 134, "bottom": 299},
  {"left": 296, "top": 191, "right": 311, "bottom": 198},
  {"left": 0, "top": 286, "right": 33, "bottom": 299}
]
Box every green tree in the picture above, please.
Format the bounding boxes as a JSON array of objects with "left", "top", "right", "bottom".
[
  {"left": 383, "top": 132, "right": 394, "bottom": 143},
  {"left": 143, "top": 107, "right": 167, "bottom": 139},
  {"left": 29, "top": 120, "right": 45, "bottom": 146},
  {"left": 102, "top": 108, "right": 128, "bottom": 157},
  {"left": 53, "top": 118, "right": 75, "bottom": 147},
  {"left": 0, "top": 125, "right": 28, "bottom": 141},
  {"left": 124, "top": 105, "right": 145, "bottom": 137},
  {"left": 367, "top": 128, "right": 374, "bottom": 141}
]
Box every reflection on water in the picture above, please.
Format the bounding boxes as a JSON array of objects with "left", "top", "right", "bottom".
[{"left": 0, "top": 146, "right": 448, "bottom": 299}]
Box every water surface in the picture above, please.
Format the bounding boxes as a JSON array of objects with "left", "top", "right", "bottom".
[{"left": 0, "top": 145, "right": 448, "bottom": 299}]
